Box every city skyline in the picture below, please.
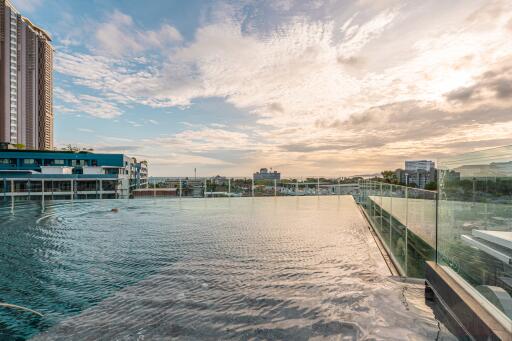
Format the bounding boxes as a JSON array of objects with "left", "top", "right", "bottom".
[{"left": 12, "top": 0, "right": 512, "bottom": 176}]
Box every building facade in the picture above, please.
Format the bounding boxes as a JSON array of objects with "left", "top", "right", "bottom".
[
  {"left": 395, "top": 168, "right": 436, "bottom": 189},
  {"left": 253, "top": 168, "right": 281, "bottom": 181},
  {"left": 0, "top": 0, "right": 53, "bottom": 150},
  {"left": 405, "top": 160, "right": 435, "bottom": 172},
  {"left": 0, "top": 150, "right": 148, "bottom": 200}
]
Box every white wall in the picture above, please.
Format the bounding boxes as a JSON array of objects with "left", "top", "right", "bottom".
[{"left": 40, "top": 166, "right": 74, "bottom": 174}]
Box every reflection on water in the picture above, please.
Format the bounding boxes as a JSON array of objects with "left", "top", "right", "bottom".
[{"left": 0, "top": 197, "right": 454, "bottom": 340}]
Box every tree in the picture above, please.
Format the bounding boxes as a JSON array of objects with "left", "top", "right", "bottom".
[
  {"left": 13, "top": 143, "right": 25, "bottom": 150},
  {"left": 381, "top": 170, "right": 398, "bottom": 184},
  {"left": 425, "top": 181, "right": 438, "bottom": 191}
]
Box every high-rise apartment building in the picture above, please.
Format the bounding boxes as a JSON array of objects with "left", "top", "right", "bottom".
[{"left": 0, "top": 0, "right": 53, "bottom": 150}]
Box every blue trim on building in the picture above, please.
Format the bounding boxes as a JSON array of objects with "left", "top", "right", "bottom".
[
  {"left": 0, "top": 173, "right": 120, "bottom": 179},
  {"left": 0, "top": 151, "right": 124, "bottom": 172}
]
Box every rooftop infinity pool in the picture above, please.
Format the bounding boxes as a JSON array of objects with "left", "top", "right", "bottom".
[{"left": 0, "top": 196, "right": 455, "bottom": 340}]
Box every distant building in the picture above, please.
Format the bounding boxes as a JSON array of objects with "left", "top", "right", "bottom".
[
  {"left": 133, "top": 187, "right": 177, "bottom": 198},
  {"left": 0, "top": 0, "right": 54, "bottom": 150},
  {"left": 0, "top": 150, "right": 148, "bottom": 199},
  {"left": 405, "top": 160, "right": 435, "bottom": 172},
  {"left": 455, "top": 161, "right": 512, "bottom": 179},
  {"left": 439, "top": 170, "right": 460, "bottom": 183},
  {"left": 395, "top": 168, "right": 436, "bottom": 189},
  {"left": 162, "top": 177, "right": 205, "bottom": 197},
  {"left": 212, "top": 175, "right": 227, "bottom": 185},
  {"left": 396, "top": 160, "right": 437, "bottom": 189},
  {"left": 253, "top": 168, "right": 280, "bottom": 181},
  {"left": 133, "top": 159, "right": 148, "bottom": 188}
]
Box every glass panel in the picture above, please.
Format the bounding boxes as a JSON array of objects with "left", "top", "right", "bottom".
[
  {"left": 438, "top": 145, "right": 512, "bottom": 325},
  {"left": 357, "top": 180, "right": 436, "bottom": 278}
]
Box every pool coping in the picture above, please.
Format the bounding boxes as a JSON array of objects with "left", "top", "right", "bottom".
[{"left": 426, "top": 261, "right": 511, "bottom": 341}]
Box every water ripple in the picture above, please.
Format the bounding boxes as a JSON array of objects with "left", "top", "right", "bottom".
[{"left": 0, "top": 197, "right": 456, "bottom": 340}]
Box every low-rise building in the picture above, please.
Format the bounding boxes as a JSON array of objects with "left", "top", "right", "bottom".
[{"left": 0, "top": 150, "right": 148, "bottom": 200}]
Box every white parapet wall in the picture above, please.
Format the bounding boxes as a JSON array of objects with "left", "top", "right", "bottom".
[{"left": 40, "top": 166, "right": 74, "bottom": 175}]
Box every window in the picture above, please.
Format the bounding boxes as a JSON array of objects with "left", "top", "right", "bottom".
[
  {"left": 53, "top": 159, "right": 65, "bottom": 165},
  {"left": 0, "top": 159, "right": 13, "bottom": 165},
  {"left": 23, "top": 159, "right": 35, "bottom": 165},
  {"left": 71, "top": 160, "right": 86, "bottom": 167}
]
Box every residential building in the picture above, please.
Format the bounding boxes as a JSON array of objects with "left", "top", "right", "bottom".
[
  {"left": 253, "top": 168, "right": 280, "bottom": 181},
  {"left": 134, "top": 160, "right": 148, "bottom": 188},
  {"left": 0, "top": 0, "right": 53, "bottom": 150},
  {"left": 0, "top": 150, "right": 148, "bottom": 199},
  {"left": 405, "top": 160, "right": 435, "bottom": 172}
]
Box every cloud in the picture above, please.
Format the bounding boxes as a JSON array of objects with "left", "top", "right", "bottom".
[
  {"left": 445, "top": 58, "right": 512, "bottom": 104},
  {"left": 55, "top": 87, "right": 122, "bottom": 119},
  {"left": 12, "top": 0, "right": 42, "bottom": 12},
  {"left": 155, "top": 128, "right": 257, "bottom": 152},
  {"left": 127, "top": 120, "right": 142, "bottom": 127},
  {"left": 338, "top": 8, "right": 398, "bottom": 59},
  {"left": 53, "top": 0, "right": 512, "bottom": 175},
  {"left": 95, "top": 145, "right": 141, "bottom": 152},
  {"left": 93, "top": 10, "right": 182, "bottom": 57},
  {"left": 77, "top": 128, "right": 94, "bottom": 133}
]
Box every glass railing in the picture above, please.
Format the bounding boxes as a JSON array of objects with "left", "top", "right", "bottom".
[
  {"left": 1, "top": 176, "right": 360, "bottom": 200},
  {"left": 438, "top": 146, "right": 512, "bottom": 327},
  {"left": 358, "top": 180, "right": 437, "bottom": 278},
  {"left": 146, "top": 177, "right": 360, "bottom": 198}
]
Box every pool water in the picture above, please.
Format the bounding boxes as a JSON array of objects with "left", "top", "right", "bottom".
[{"left": 0, "top": 196, "right": 455, "bottom": 340}]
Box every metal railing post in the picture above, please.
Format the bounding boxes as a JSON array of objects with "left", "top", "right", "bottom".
[
  {"left": 380, "top": 182, "right": 383, "bottom": 228},
  {"left": 41, "top": 180, "right": 45, "bottom": 212},
  {"left": 274, "top": 179, "right": 277, "bottom": 196},
  {"left": 228, "top": 178, "right": 231, "bottom": 196},
  {"left": 10, "top": 180, "right": 14, "bottom": 214},
  {"left": 317, "top": 177, "right": 320, "bottom": 196},
  {"left": 204, "top": 178, "right": 207, "bottom": 198},
  {"left": 405, "top": 185, "right": 408, "bottom": 275},
  {"left": 71, "top": 179, "right": 74, "bottom": 202},
  {"left": 435, "top": 191, "right": 439, "bottom": 264},
  {"left": 251, "top": 178, "right": 254, "bottom": 197},
  {"left": 389, "top": 184, "right": 393, "bottom": 249},
  {"left": 179, "top": 178, "right": 182, "bottom": 198}
]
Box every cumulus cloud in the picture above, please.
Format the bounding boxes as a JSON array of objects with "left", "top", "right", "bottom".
[
  {"left": 94, "top": 10, "right": 182, "bottom": 57},
  {"left": 55, "top": 87, "right": 122, "bottom": 119},
  {"left": 446, "top": 58, "right": 512, "bottom": 104}
]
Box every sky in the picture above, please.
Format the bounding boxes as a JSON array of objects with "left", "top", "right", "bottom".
[{"left": 13, "top": 0, "right": 512, "bottom": 177}]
